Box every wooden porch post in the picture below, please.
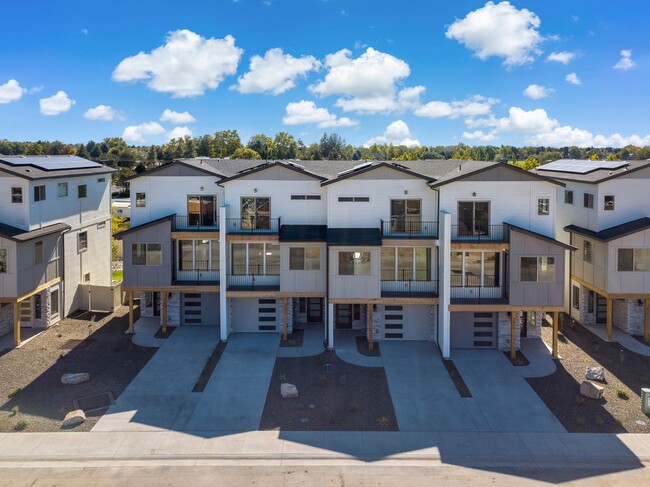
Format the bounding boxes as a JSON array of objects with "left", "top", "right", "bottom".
[
  {"left": 510, "top": 311, "right": 516, "bottom": 359},
  {"left": 552, "top": 311, "right": 559, "bottom": 358},
  {"left": 282, "top": 297, "right": 288, "bottom": 341},
  {"left": 161, "top": 292, "right": 168, "bottom": 334},
  {"left": 128, "top": 291, "right": 134, "bottom": 333},
  {"left": 644, "top": 299, "right": 649, "bottom": 344},
  {"left": 606, "top": 298, "right": 613, "bottom": 341},
  {"left": 368, "top": 304, "right": 374, "bottom": 351},
  {"left": 13, "top": 301, "right": 20, "bottom": 347}
]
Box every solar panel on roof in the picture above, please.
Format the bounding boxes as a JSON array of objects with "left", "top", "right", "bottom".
[
  {"left": 0, "top": 155, "right": 101, "bottom": 171},
  {"left": 537, "top": 159, "right": 628, "bottom": 174}
]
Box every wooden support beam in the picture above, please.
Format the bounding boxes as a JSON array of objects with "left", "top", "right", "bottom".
[
  {"left": 606, "top": 298, "right": 613, "bottom": 341},
  {"left": 13, "top": 301, "right": 20, "bottom": 347},
  {"left": 552, "top": 311, "right": 559, "bottom": 358},
  {"left": 161, "top": 292, "right": 168, "bottom": 334},
  {"left": 644, "top": 299, "right": 649, "bottom": 344},
  {"left": 128, "top": 291, "right": 134, "bottom": 333},
  {"left": 368, "top": 304, "right": 374, "bottom": 351},
  {"left": 510, "top": 311, "right": 516, "bottom": 359},
  {"left": 282, "top": 297, "right": 288, "bottom": 341}
]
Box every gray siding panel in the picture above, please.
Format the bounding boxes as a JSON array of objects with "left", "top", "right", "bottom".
[{"left": 122, "top": 219, "right": 172, "bottom": 287}]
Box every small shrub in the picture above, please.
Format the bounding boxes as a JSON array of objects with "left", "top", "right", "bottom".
[
  {"left": 7, "top": 388, "right": 21, "bottom": 399},
  {"left": 348, "top": 402, "right": 359, "bottom": 414},
  {"left": 616, "top": 389, "right": 629, "bottom": 400},
  {"left": 278, "top": 373, "right": 287, "bottom": 381},
  {"left": 575, "top": 396, "right": 587, "bottom": 406},
  {"left": 377, "top": 416, "right": 391, "bottom": 428},
  {"left": 575, "top": 415, "right": 586, "bottom": 426},
  {"left": 594, "top": 416, "right": 604, "bottom": 426},
  {"left": 318, "top": 374, "right": 328, "bottom": 387},
  {"left": 10, "top": 405, "right": 19, "bottom": 416},
  {"left": 14, "top": 420, "right": 28, "bottom": 431}
]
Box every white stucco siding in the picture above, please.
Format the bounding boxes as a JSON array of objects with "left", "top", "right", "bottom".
[
  {"left": 554, "top": 181, "right": 599, "bottom": 244},
  {"left": 0, "top": 175, "right": 29, "bottom": 229},
  {"left": 606, "top": 228, "right": 650, "bottom": 294},
  {"left": 597, "top": 178, "right": 650, "bottom": 231},
  {"left": 328, "top": 246, "right": 381, "bottom": 299}
]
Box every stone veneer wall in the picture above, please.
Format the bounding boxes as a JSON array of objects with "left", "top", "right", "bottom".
[
  {"left": 498, "top": 312, "right": 521, "bottom": 351},
  {"left": 167, "top": 293, "right": 180, "bottom": 327},
  {"left": 279, "top": 298, "right": 294, "bottom": 334},
  {"left": 0, "top": 304, "right": 13, "bottom": 338},
  {"left": 139, "top": 292, "right": 153, "bottom": 317},
  {"left": 613, "top": 299, "right": 644, "bottom": 335},
  {"left": 525, "top": 312, "right": 543, "bottom": 339},
  {"left": 369, "top": 304, "right": 382, "bottom": 340},
  {"left": 578, "top": 285, "right": 596, "bottom": 327}
]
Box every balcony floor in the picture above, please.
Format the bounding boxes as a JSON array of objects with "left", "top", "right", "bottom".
[
  {"left": 227, "top": 285, "right": 280, "bottom": 292},
  {"left": 381, "top": 291, "right": 439, "bottom": 299},
  {"left": 450, "top": 298, "right": 509, "bottom": 305},
  {"left": 172, "top": 280, "right": 220, "bottom": 287}
]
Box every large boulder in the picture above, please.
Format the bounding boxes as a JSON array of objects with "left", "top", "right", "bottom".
[
  {"left": 62, "top": 409, "right": 86, "bottom": 427},
  {"left": 281, "top": 383, "right": 298, "bottom": 398},
  {"left": 580, "top": 380, "right": 604, "bottom": 399},
  {"left": 61, "top": 373, "right": 90, "bottom": 385},
  {"left": 585, "top": 366, "right": 605, "bottom": 381}
]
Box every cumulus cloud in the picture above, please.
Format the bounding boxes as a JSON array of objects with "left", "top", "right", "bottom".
[
  {"left": 364, "top": 120, "right": 420, "bottom": 147},
  {"left": 445, "top": 1, "right": 543, "bottom": 66},
  {"left": 122, "top": 122, "right": 166, "bottom": 143},
  {"left": 0, "top": 79, "right": 27, "bottom": 104},
  {"left": 613, "top": 49, "right": 635, "bottom": 71},
  {"left": 396, "top": 85, "right": 426, "bottom": 111},
  {"left": 462, "top": 130, "right": 497, "bottom": 142},
  {"left": 565, "top": 72, "right": 581, "bottom": 85},
  {"left": 83, "top": 105, "right": 121, "bottom": 121},
  {"left": 112, "top": 29, "right": 243, "bottom": 98},
  {"left": 523, "top": 84, "right": 554, "bottom": 99},
  {"left": 309, "top": 48, "right": 413, "bottom": 113},
  {"left": 414, "top": 95, "right": 498, "bottom": 120},
  {"left": 167, "top": 126, "right": 193, "bottom": 140},
  {"left": 546, "top": 51, "right": 576, "bottom": 65},
  {"left": 39, "top": 91, "right": 75, "bottom": 115},
  {"left": 282, "top": 100, "right": 358, "bottom": 128},
  {"left": 232, "top": 48, "right": 319, "bottom": 95},
  {"left": 160, "top": 109, "right": 196, "bottom": 124}
]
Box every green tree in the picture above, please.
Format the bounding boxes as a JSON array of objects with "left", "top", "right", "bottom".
[
  {"left": 273, "top": 132, "right": 298, "bottom": 159},
  {"left": 247, "top": 134, "right": 276, "bottom": 160},
  {"left": 232, "top": 147, "right": 261, "bottom": 159},
  {"left": 319, "top": 133, "right": 346, "bottom": 160},
  {"left": 212, "top": 130, "right": 242, "bottom": 158}
]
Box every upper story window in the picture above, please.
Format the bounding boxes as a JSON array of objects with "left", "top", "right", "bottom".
[
  {"left": 381, "top": 247, "right": 431, "bottom": 281},
  {"left": 78, "top": 231, "right": 88, "bottom": 252},
  {"left": 34, "top": 185, "right": 46, "bottom": 202},
  {"left": 58, "top": 182, "right": 68, "bottom": 198},
  {"left": 520, "top": 256, "right": 556, "bottom": 282},
  {"left": 188, "top": 195, "right": 217, "bottom": 226},
  {"left": 0, "top": 248, "right": 7, "bottom": 273},
  {"left": 241, "top": 196, "right": 270, "bottom": 230},
  {"left": 617, "top": 248, "right": 650, "bottom": 272},
  {"left": 390, "top": 199, "right": 421, "bottom": 233},
  {"left": 78, "top": 184, "right": 87, "bottom": 199},
  {"left": 97, "top": 177, "right": 106, "bottom": 183},
  {"left": 289, "top": 247, "right": 321, "bottom": 270},
  {"left": 291, "top": 194, "right": 321, "bottom": 200},
  {"left": 451, "top": 251, "right": 500, "bottom": 287},
  {"left": 583, "top": 240, "right": 592, "bottom": 263},
  {"left": 132, "top": 243, "right": 162, "bottom": 266},
  {"left": 457, "top": 201, "right": 490, "bottom": 237},
  {"left": 136, "top": 192, "right": 147, "bottom": 208},
  {"left": 231, "top": 242, "right": 279, "bottom": 275},
  {"left": 339, "top": 251, "right": 371, "bottom": 276},
  {"left": 604, "top": 195, "right": 615, "bottom": 211},
  {"left": 338, "top": 196, "right": 370, "bottom": 202},
  {"left": 584, "top": 193, "right": 594, "bottom": 209},
  {"left": 564, "top": 190, "right": 574, "bottom": 205},
  {"left": 11, "top": 187, "right": 23, "bottom": 204},
  {"left": 34, "top": 240, "right": 44, "bottom": 264},
  {"left": 537, "top": 198, "right": 550, "bottom": 216}
]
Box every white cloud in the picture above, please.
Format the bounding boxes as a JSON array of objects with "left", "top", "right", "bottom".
[
  {"left": 282, "top": 100, "right": 358, "bottom": 128},
  {"left": 112, "top": 29, "right": 243, "bottom": 98},
  {"left": 445, "top": 1, "right": 543, "bottom": 66},
  {"left": 309, "top": 48, "right": 412, "bottom": 113},
  {"left": 160, "top": 109, "right": 196, "bottom": 124},
  {"left": 523, "top": 84, "right": 554, "bottom": 99},
  {"left": 414, "top": 95, "right": 498, "bottom": 120},
  {"left": 167, "top": 126, "right": 193, "bottom": 140},
  {"left": 81, "top": 28, "right": 89, "bottom": 35},
  {"left": 232, "top": 48, "right": 319, "bottom": 95},
  {"left": 613, "top": 49, "right": 635, "bottom": 71},
  {"left": 462, "top": 130, "right": 497, "bottom": 142},
  {"left": 565, "top": 72, "right": 581, "bottom": 85},
  {"left": 39, "top": 91, "right": 75, "bottom": 115},
  {"left": 364, "top": 120, "right": 420, "bottom": 147},
  {"left": 396, "top": 85, "right": 426, "bottom": 111},
  {"left": 495, "top": 107, "right": 559, "bottom": 133},
  {"left": 122, "top": 122, "right": 166, "bottom": 143},
  {"left": 84, "top": 105, "right": 121, "bottom": 121},
  {"left": 0, "top": 79, "right": 26, "bottom": 104},
  {"left": 546, "top": 51, "right": 576, "bottom": 65}
]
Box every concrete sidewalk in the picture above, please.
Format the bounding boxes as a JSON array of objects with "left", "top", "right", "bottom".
[{"left": 585, "top": 324, "right": 650, "bottom": 357}]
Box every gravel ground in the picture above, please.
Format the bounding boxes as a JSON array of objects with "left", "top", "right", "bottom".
[
  {"left": 260, "top": 351, "right": 398, "bottom": 431},
  {"left": 0, "top": 305, "right": 155, "bottom": 432},
  {"left": 527, "top": 320, "right": 650, "bottom": 433}
]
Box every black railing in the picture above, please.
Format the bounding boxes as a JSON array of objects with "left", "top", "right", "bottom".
[
  {"left": 451, "top": 224, "right": 508, "bottom": 242},
  {"left": 230, "top": 264, "right": 280, "bottom": 276},
  {"left": 227, "top": 265, "right": 280, "bottom": 290},
  {"left": 173, "top": 215, "right": 219, "bottom": 231},
  {"left": 381, "top": 219, "right": 438, "bottom": 238},
  {"left": 174, "top": 260, "right": 220, "bottom": 283},
  {"left": 381, "top": 279, "right": 438, "bottom": 297},
  {"left": 226, "top": 217, "right": 280, "bottom": 234},
  {"left": 450, "top": 274, "right": 507, "bottom": 302}
]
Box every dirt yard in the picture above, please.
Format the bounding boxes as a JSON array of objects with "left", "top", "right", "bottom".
[
  {"left": 527, "top": 319, "right": 650, "bottom": 433},
  {"left": 0, "top": 305, "right": 155, "bottom": 432}
]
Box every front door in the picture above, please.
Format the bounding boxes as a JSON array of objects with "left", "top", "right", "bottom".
[
  {"left": 335, "top": 304, "right": 352, "bottom": 329},
  {"left": 521, "top": 312, "right": 528, "bottom": 338},
  {"left": 153, "top": 292, "right": 161, "bottom": 317},
  {"left": 307, "top": 298, "right": 322, "bottom": 323},
  {"left": 596, "top": 295, "right": 607, "bottom": 324}
]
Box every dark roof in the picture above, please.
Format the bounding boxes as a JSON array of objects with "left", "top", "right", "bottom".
[
  {"left": 0, "top": 155, "right": 115, "bottom": 180},
  {"left": 217, "top": 161, "right": 327, "bottom": 184},
  {"left": 327, "top": 228, "right": 382, "bottom": 246},
  {"left": 113, "top": 214, "right": 174, "bottom": 239},
  {"left": 564, "top": 217, "right": 650, "bottom": 242},
  {"left": 532, "top": 160, "right": 650, "bottom": 184},
  {"left": 505, "top": 223, "right": 576, "bottom": 250},
  {"left": 320, "top": 161, "right": 436, "bottom": 187},
  {"left": 0, "top": 222, "right": 70, "bottom": 242},
  {"left": 279, "top": 225, "right": 327, "bottom": 242},
  {"left": 428, "top": 161, "right": 565, "bottom": 188}
]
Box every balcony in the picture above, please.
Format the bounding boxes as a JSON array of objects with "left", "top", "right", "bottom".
[
  {"left": 451, "top": 224, "right": 509, "bottom": 243},
  {"left": 173, "top": 215, "right": 219, "bottom": 231},
  {"left": 173, "top": 262, "right": 220, "bottom": 285},
  {"left": 381, "top": 219, "right": 438, "bottom": 239},
  {"left": 381, "top": 279, "right": 439, "bottom": 298},
  {"left": 227, "top": 264, "right": 280, "bottom": 291},
  {"left": 450, "top": 274, "right": 508, "bottom": 304},
  {"left": 225, "top": 217, "right": 280, "bottom": 234}
]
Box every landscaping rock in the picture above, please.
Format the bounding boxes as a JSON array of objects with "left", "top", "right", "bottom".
[
  {"left": 585, "top": 366, "right": 605, "bottom": 381},
  {"left": 62, "top": 409, "right": 86, "bottom": 427},
  {"left": 580, "top": 380, "right": 604, "bottom": 399},
  {"left": 61, "top": 373, "right": 90, "bottom": 385},
  {"left": 280, "top": 383, "right": 298, "bottom": 398}
]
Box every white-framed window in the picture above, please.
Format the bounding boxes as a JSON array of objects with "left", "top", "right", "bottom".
[
  {"left": 34, "top": 185, "right": 46, "bottom": 202},
  {"left": 450, "top": 251, "right": 501, "bottom": 287},
  {"left": 78, "top": 184, "right": 87, "bottom": 199},
  {"left": 584, "top": 193, "right": 594, "bottom": 209},
  {"left": 57, "top": 182, "right": 68, "bottom": 198},
  {"left": 34, "top": 240, "right": 44, "bottom": 264},
  {"left": 380, "top": 247, "right": 431, "bottom": 281},
  {"left": 289, "top": 247, "right": 321, "bottom": 270},
  {"left": 78, "top": 231, "right": 88, "bottom": 252},
  {"left": 132, "top": 243, "right": 162, "bottom": 266},
  {"left": 0, "top": 248, "right": 7, "bottom": 273},
  {"left": 231, "top": 242, "right": 279, "bottom": 275},
  {"left": 338, "top": 196, "right": 370, "bottom": 202},
  {"left": 97, "top": 221, "right": 106, "bottom": 229},
  {"left": 564, "top": 190, "right": 574, "bottom": 205},
  {"left": 538, "top": 198, "right": 550, "bottom": 216},
  {"left": 290, "top": 194, "right": 321, "bottom": 200},
  {"left": 583, "top": 240, "right": 592, "bottom": 263},
  {"left": 178, "top": 239, "right": 219, "bottom": 271},
  {"left": 11, "top": 187, "right": 23, "bottom": 204},
  {"left": 604, "top": 195, "right": 615, "bottom": 211},
  {"left": 617, "top": 248, "right": 650, "bottom": 272},
  {"left": 520, "top": 256, "right": 556, "bottom": 282},
  {"left": 136, "top": 192, "right": 147, "bottom": 208},
  {"left": 338, "top": 251, "right": 371, "bottom": 276}
]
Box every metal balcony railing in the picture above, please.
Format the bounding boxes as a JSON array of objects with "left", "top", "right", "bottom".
[
  {"left": 381, "top": 279, "right": 439, "bottom": 297},
  {"left": 381, "top": 219, "right": 438, "bottom": 238},
  {"left": 174, "top": 261, "right": 220, "bottom": 283},
  {"left": 225, "top": 217, "right": 280, "bottom": 234},
  {"left": 450, "top": 274, "right": 507, "bottom": 302},
  {"left": 227, "top": 264, "right": 280, "bottom": 290},
  {"left": 173, "top": 215, "right": 219, "bottom": 231},
  {"left": 451, "top": 224, "right": 509, "bottom": 242}
]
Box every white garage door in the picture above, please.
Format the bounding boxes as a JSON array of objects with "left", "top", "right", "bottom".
[{"left": 231, "top": 298, "right": 279, "bottom": 332}]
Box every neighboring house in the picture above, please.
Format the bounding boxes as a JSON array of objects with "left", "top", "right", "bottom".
[
  {"left": 111, "top": 198, "right": 131, "bottom": 220},
  {"left": 117, "top": 158, "right": 571, "bottom": 358},
  {"left": 0, "top": 156, "right": 114, "bottom": 345},
  {"left": 536, "top": 159, "right": 650, "bottom": 342}
]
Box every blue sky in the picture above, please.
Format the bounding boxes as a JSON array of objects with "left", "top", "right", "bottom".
[{"left": 1, "top": 0, "right": 648, "bottom": 148}]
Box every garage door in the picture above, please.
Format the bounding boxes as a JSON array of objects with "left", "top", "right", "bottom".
[
  {"left": 450, "top": 312, "right": 496, "bottom": 349},
  {"left": 232, "top": 298, "right": 279, "bottom": 332},
  {"left": 181, "top": 292, "right": 220, "bottom": 326},
  {"left": 383, "top": 305, "right": 435, "bottom": 341}
]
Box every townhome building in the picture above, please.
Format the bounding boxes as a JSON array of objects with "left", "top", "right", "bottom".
[
  {"left": 119, "top": 158, "right": 571, "bottom": 359},
  {"left": 0, "top": 156, "right": 114, "bottom": 345},
  {"left": 535, "top": 159, "right": 650, "bottom": 343}
]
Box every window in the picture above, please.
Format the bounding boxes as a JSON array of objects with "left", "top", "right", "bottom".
[
  {"left": 187, "top": 195, "right": 217, "bottom": 226},
  {"left": 604, "top": 195, "right": 615, "bottom": 211},
  {"left": 132, "top": 243, "right": 162, "bottom": 266},
  {"left": 457, "top": 201, "right": 490, "bottom": 236},
  {"left": 289, "top": 247, "right": 321, "bottom": 270},
  {"left": 0, "top": 249, "right": 6, "bottom": 273},
  {"left": 572, "top": 285, "right": 580, "bottom": 310},
  {"left": 583, "top": 240, "right": 592, "bottom": 263},
  {"left": 78, "top": 232, "right": 88, "bottom": 252},
  {"left": 450, "top": 251, "right": 500, "bottom": 287},
  {"left": 230, "top": 242, "right": 279, "bottom": 275},
  {"left": 77, "top": 184, "right": 87, "bottom": 199},
  {"left": 564, "top": 190, "right": 574, "bottom": 205},
  {"left": 178, "top": 239, "right": 219, "bottom": 271},
  {"left": 617, "top": 248, "right": 650, "bottom": 272},
  {"left": 11, "top": 187, "right": 23, "bottom": 203},
  {"left": 97, "top": 177, "right": 106, "bottom": 183},
  {"left": 537, "top": 198, "right": 550, "bottom": 216},
  {"left": 380, "top": 247, "right": 431, "bottom": 281},
  {"left": 97, "top": 221, "right": 106, "bottom": 230},
  {"left": 338, "top": 196, "right": 370, "bottom": 202},
  {"left": 520, "top": 256, "right": 556, "bottom": 282},
  {"left": 34, "top": 241, "right": 44, "bottom": 264},
  {"left": 34, "top": 185, "right": 46, "bottom": 202},
  {"left": 291, "top": 194, "right": 321, "bottom": 200},
  {"left": 339, "top": 251, "right": 371, "bottom": 276},
  {"left": 51, "top": 289, "right": 59, "bottom": 316},
  {"left": 84, "top": 273, "right": 91, "bottom": 283},
  {"left": 136, "top": 192, "right": 146, "bottom": 208},
  {"left": 57, "top": 182, "right": 68, "bottom": 198},
  {"left": 390, "top": 200, "right": 421, "bottom": 233},
  {"left": 241, "top": 196, "right": 270, "bottom": 229},
  {"left": 584, "top": 193, "right": 594, "bottom": 209}
]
